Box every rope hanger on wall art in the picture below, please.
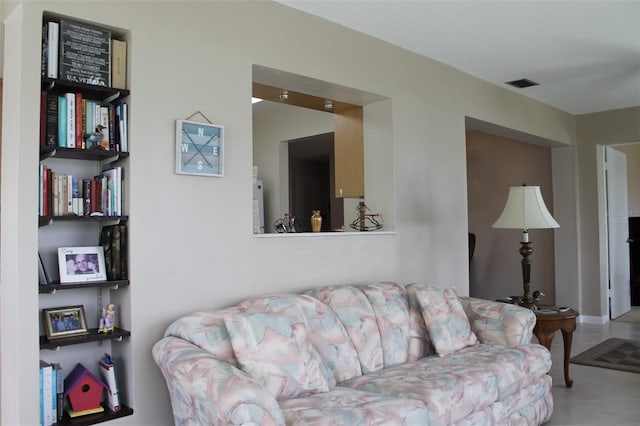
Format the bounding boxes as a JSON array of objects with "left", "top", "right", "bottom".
[{"left": 184, "top": 110, "right": 213, "bottom": 124}]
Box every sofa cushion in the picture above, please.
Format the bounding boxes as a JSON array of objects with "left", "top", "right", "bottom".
[
  {"left": 460, "top": 297, "right": 537, "bottom": 346},
  {"left": 339, "top": 359, "right": 498, "bottom": 425},
  {"left": 412, "top": 285, "right": 478, "bottom": 356},
  {"left": 163, "top": 307, "right": 247, "bottom": 367},
  {"left": 295, "top": 295, "right": 362, "bottom": 383},
  {"left": 278, "top": 387, "right": 428, "bottom": 425},
  {"left": 358, "top": 282, "right": 412, "bottom": 367},
  {"left": 307, "top": 285, "right": 384, "bottom": 373},
  {"left": 224, "top": 308, "right": 330, "bottom": 399}
]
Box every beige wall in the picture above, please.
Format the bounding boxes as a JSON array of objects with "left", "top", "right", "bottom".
[
  {"left": 466, "top": 131, "right": 556, "bottom": 303},
  {"left": 1, "top": 1, "right": 580, "bottom": 424}
]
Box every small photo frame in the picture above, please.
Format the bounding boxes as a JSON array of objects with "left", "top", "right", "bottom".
[
  {"left": 58, "top": 246, "right": 107, "bottom": 283},
  {"left": 176, "top": 119, "right": 224, "bottom": 177},
  {"left": 43, "top": 305, "right": 89, "bottom": 340}
]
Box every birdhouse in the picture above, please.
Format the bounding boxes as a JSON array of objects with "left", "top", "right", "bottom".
[{"left": 64, "top": 363, "right": 107, "bottom": 413}]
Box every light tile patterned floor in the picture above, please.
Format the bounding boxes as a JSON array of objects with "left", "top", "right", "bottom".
[{"left": 543, "top": 308, "right": 640, "bottom": 426}]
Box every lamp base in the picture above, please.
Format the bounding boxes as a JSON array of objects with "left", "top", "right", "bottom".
[{"left": 519, "top": 241, "right": 537, "bottom": 311}]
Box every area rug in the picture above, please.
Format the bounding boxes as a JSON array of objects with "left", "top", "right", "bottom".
[{"left": 570, "top": 338, "right": 640, "bottom": 374}]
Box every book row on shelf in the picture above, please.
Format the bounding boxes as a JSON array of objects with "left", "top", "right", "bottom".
[
  {"left": 40, "top": 354, "right": 121, "bottom": 425},
  {"left": 40, "top": 91, "right": 129, "bottom": 153},
  {"left": 39, "top": 165, "right": 123, "bottom": 217}
]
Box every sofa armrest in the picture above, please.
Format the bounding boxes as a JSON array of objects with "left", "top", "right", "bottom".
[
  {"left": 152, "top": 337, "right": 285, "bottom": 426},
  {"left": 460, "top": 297, "right": 536, "bottom": 346}
]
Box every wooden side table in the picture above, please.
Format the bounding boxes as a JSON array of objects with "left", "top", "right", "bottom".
[{"left": 533, "top": 308, "right": 579, "bottom": 388}]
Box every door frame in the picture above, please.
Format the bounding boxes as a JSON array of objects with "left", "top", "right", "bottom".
[{"left": 596, "top": 144, "right": 635, "bottom": 321}]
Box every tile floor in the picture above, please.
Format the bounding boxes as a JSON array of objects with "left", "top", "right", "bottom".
[{"left": 543, "top": 308, "right": 640, "bottom": 425}]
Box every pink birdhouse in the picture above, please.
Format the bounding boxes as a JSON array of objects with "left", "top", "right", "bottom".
[{"left": 64, "top": 363, "right": 107, "bottom": 412}]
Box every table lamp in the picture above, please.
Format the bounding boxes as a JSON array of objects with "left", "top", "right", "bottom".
[{"left": 492, "top": 184, "right": 559, "bottom": 310}]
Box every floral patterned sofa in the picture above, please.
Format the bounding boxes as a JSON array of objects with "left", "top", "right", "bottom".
[{"left": 152, "top": 282, "right": 553, "bottom": 425}]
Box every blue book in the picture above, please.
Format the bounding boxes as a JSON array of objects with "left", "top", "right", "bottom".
[{"left": 57, "top": 96, "right": 67, "bottom": 147}]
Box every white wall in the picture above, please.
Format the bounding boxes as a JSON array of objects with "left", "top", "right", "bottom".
[
  {"left": 613, "top": 143, "right": 640, "bottom": 216},
  {"left": 1, "top": 1, "right": 578, "bottom": 425}
]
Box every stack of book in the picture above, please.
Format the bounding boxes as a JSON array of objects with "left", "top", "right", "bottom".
[
  {"left": 40, "top": 91, "right": 128, "bottom": 152},
  {"left": 39, "top": 165, "right": 123, "bottom": 217},
  {"left": 41, "top": 17, "right": 128, "bottom": 152},
  {"left": 39, "top": 360, "right": 63, "bottom": 425}
]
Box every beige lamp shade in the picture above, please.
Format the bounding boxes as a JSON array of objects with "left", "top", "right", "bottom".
[{"left": 492, "top": 185, "right": 559, "bottom": 230}]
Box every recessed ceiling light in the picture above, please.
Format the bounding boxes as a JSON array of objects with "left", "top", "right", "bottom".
[
  {"left": 252, "top": 97, "right": 263, "bottom": 104},
  {"left": 506, "top": 78, "right": 539, "bottom": 89}
]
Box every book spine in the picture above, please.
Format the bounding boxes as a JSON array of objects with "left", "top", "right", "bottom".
[
  {"left": 85, "top": 100, "right": 94, "bottom": 143},
  {"left": 40, "top": 361, "right": 53, "bottom": 425},
  {"left": 111, "top": 39, "right": 127, "bottom": 90},
  {"left": 99, "top": 355, "right": 121, "bottom": 412},
  {"left": 65, "top": 93, "right": 75, "bottom": 148},
  {"left": 121, "top": 103, "right": 128, "bottom": 152},
  {"left": 39, "top": 364, "right": 44, "bottom": 426},
  {"left": 46, "top": 22, "right": 59, "bottom": 79},
  {"left": 57, "top": 96, "right": 66, "bottom": 147},
  {"left": 51, "top": 173, "right": 58, "bottom": 216},
  {"left": 83, "top": 179, "right": 91, "bottom": 215},
  {"left": 52, "top": 363, "right": 64, "bottom": 422},
  {"left": 42, "top": 23, "right": 47, "bottom": 77},
  {"left": 40, "top": 92, "right": 46, "bottom": 147},
  {"left": 75, "top": 92, "right": 83, "bottom": 149},
  {"left": 45, "top": 94, "right": 58, "bottom": 146},
  {"left": 90, "top": 178, "right": 101, "bottom": 214},
  {"left": 39, "top": 164, "right": 44, "bottom": 216},
  {"left": 108, "top": 104, "right": 117, "bottom": 151},
  {"left": 66, "top": 174, "right": 73, "bottom": 215},
  {"left": 100, "top": 106, "right": 110, "bottom": 150},
  {"left": 42, "top": 167, "right": 53, "bottom": 216}
]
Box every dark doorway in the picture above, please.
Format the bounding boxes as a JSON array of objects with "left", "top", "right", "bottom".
[{"left": 288, "top": 133, "right": 343, "bottom": 232}]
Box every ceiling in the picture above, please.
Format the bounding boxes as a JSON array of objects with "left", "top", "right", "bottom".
[{"left": 275, "top": 0, "right": 640, "bottom": 115}]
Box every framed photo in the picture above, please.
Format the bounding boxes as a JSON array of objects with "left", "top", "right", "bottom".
[
  {"left": 58, "top": 246, "right": 107, "bottom": 283},
  {"left": 175, "top": 119, "right": 224, "bottom": 177},
  {"left": 43, "top": 305, "right": 89, "bottom": 340}
]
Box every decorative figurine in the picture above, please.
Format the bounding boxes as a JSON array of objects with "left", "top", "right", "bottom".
[
  {"left": 532, "top": 290, "right": 545, "bottom": 302},
  {"left": 84, "top": 125, "right": 107, "bottom": 150},
  {"left": 98, "top": 303, "right": 116, "bottom": 334}
]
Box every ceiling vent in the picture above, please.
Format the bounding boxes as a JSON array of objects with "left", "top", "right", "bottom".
[{"left": 506, "top": 78, "right": 539, "bottom": 89}]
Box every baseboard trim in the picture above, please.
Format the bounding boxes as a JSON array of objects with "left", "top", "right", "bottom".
[{"left": 578, "top": 314, "right": 609, "bottom": 324}]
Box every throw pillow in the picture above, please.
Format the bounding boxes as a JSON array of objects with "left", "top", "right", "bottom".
[
  {"left": 224, "top": 308, "right": 330, "bottom": 399},
  {"left": 414, "top": 285, "right": 478, "bottom": 356}
]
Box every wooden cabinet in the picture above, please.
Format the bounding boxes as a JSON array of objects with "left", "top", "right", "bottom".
[{"left": 334, "top": 106, "right": 364, "bottom": 199}]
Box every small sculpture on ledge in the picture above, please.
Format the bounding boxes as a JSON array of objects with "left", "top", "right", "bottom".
[
  {"left": 84, "top": 125, "right": 108, "bottom": 150},
  {"left": 98, "top": 303, "right": 116, "bottom": 334}
]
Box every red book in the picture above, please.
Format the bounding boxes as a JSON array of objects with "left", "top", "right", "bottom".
[
  {"left": 75, "top": 93, "right": 83, "bottom": 149},
  {"left": 90, "top": 179, "right": 101, "bottom": 214},
  {"left": 42, "top": 166, "right": 49, "bottom": 216}
]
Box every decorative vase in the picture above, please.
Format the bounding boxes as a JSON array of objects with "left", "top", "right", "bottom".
[{"left": 311, "top": 210, "right": 322, "bottom": 232}]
